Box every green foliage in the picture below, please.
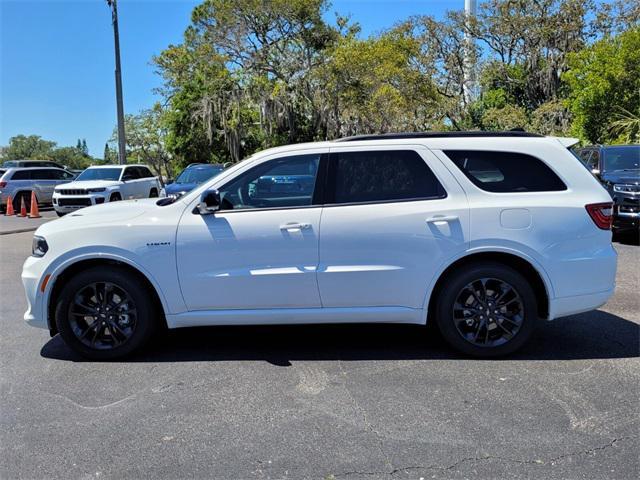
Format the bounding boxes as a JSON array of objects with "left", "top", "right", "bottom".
[
  {"left": 2, "top": 135, "right": 56, "bottom": 160},
  {"left": 564, "top": 28, "right": 640, "bottom": 144},
  {"left": 146, "top": 0, "right": 639, "bottom": 163}
]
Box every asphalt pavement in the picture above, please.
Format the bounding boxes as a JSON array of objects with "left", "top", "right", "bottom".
[
  {"left": 0, "top": 225, "right": 638, "bottom": 479},
  {"left": 0, "top": 208, "right": 58, "bottom": 235}
]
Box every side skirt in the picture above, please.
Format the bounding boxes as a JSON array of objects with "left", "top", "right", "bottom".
[{"left": 165, "top": 306, "right": 425, "bottom": 329}]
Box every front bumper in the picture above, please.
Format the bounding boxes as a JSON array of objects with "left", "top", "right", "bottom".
[
  {"left": 21, "top": 255, "right": 49, "bottom": 329},
  {"left": 52, "top": 193, "right": 107, "bottom": 212},
  {"left": 612, "top": 192, "right": 640, "bottom": 230}
]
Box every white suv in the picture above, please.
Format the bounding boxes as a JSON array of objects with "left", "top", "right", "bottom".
[
  {"left": 22, "top": 132, "right": 617, "bottom": 359},
  {"left": 52, "top": 164, "right": 161, "bottom": 216}
]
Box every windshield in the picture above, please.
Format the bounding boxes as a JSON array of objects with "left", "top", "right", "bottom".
[
  {"left": 603, "top": 147, "right": 640, "bottom": 172},
  {"left": 175, "top": 166, "right": 222, "bottom": 184},
  {"left": 76, "top": 168, "right": 122, "bottom": 181}
]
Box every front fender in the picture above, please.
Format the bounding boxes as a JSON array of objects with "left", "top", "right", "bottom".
[{"left": 41, "top": 246, "right": 182, "bottom": 330}]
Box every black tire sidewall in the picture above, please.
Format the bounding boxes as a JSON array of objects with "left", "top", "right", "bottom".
[
  {"left": 435, "top": 262, "right": 539, "bottom": 357},
  {"left": 55, "top": 266, "right": 156, "bottom": 360},
  {"left": 110, "top": 193, "right": 122, "bottom": 202}
]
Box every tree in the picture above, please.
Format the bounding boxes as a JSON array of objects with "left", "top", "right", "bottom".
[
  {"left": 1, "top": 135, "right": 57, "bottom": 160},
  {"left": 81, "top": 139, "right": 89, "bottom": 157},
  {"left": 114, "top": 104, "right": 173, "bottom": 182},
  {"left": 103, "top": 143, "right": 112, "bottom": 163},
  {"left": 50, "top": 147, "right": 93, "bottom": 170},
  {"left": 564, "top": 28, "right": 640, "bottom": 143}
]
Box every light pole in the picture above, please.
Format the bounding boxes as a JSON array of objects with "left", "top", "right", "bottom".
[
  {"left": 106, "top": 0, "right": 126, "bottom": 164},
  {"left": 463, "top": 0, "right": 477, "bottom": 105}
]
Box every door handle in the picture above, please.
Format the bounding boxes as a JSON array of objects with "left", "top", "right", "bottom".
[
  {"left": 426, "top": 215, "right": 459, "bottom": 224},
  {"left": 280, "top": 222, "right": 311, "bottom": 231}
]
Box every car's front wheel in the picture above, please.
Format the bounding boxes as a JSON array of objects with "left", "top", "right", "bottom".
[
  {"left": 55, "top": 266, "right": 157, "bottom": 359},
  {"left": 435, "top": 262, "right": 538, "bottom": 357}
]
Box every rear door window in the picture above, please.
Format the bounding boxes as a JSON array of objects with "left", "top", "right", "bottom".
[
  {"left": 327, "top": 150, "right": 446, "bottom": 204},
  {"left": 444, "top": 150, "right": 567, "bottom": 192}
]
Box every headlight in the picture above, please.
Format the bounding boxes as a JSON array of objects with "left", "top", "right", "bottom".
[
  {"left": 87, "top": 188, "right": 106, "bottom": 193},
  {"left": 613, "top": 184, "right": 640, "bottom": 194},
  {"left": 32, "top": 236, "right": 48, "bottom": 257}
]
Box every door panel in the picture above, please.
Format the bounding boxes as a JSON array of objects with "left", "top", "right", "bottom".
[
  {"left": 176, "top": 150, "right": 327, "bottom": 312},
  {"left": 317, "top": 146, "right": 469, "bottom": 309}
]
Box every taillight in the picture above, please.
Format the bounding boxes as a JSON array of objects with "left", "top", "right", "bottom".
[
  {"left": 0, "top": 181, "right": 6, "bottom": 188},
  {"left": 585, "top": 202, "right": 613, "bottom": 230}
]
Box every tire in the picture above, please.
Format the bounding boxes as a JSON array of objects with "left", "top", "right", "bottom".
[
  {"left": 56, "top": 211, "right": 67, "bottom": 217},
  {"left": 435, "top": 262, "right": 538, "bottom": 357},
  {"left": 110, "top": 193, "right": 122, "bottom": 202},
  {"left": 149, "top": 188, "right": 159, "bottom": 198},
  {"left": 54, "top": 266, "right": 157, "bottom": 360}
]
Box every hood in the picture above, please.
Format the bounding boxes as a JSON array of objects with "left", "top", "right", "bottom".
[
  {"left": 55, "top": 179, "right": 121, "bottom": 190},
  {"left": 36, "top": 198, "right": 159, "bottom": 237},
  {"left": 601, "top": 170, "right": 640, "bottom": 185},
  {"left": 164, "top": 182, "right": 198, "bottom": 195}
]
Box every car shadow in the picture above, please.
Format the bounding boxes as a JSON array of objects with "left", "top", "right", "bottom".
[{"left": 41, "top": 309, "right": 639, "bottom": 364}]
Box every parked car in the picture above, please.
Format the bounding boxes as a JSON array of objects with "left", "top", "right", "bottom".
[
  {"left": 23, "top": 131, "right": 617, "bottom": 359},
  {"left": 575, "top": 145, "right": 640, "bottom": 232},
  {"left": 161, "top": 163, "right": 224, "bottom": 198},
  {"left": 0, "top": 167, "right": 75, "bottom": 212},
  {"left": 2, "top": 159, "right": 69, "bottom": 170},
  {"left": 52, "top": 164, "right": 161, "bottom": 217}
]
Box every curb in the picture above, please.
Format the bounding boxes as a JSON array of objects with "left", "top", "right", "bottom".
[{"left": 0, "top": 227, "right": 38, "bottom": 236}]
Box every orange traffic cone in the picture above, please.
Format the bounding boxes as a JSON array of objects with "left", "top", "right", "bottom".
[
  {"left": 28, "top": 191, "right": 41, "bottom": 218},
  {"left": 19, "top": 195, "right": 27, "bottom": 217},
  {"left": 5, "top": 195, "right": 15, "bottom": 216}
]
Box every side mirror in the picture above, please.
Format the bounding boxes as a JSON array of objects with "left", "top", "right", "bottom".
[{"left": 197, "top": 188, "right": 221, "bottom": 215}]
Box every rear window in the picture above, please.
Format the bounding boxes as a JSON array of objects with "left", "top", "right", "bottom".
[
  {"left": 328, "top": 150, "right": 446, "bottom": 204},
  {"left": 444, "top": 150, "right": 567, "bottom": 192}
]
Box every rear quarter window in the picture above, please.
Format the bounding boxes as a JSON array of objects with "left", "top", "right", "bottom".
[
  {"left": 444, "top": 150, "right": 567, "bottom": 192},
  {"left": 10, "top": 170, "right": 31, "bottom": 180}
]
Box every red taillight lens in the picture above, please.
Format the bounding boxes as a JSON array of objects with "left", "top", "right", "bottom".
[
  {"left": 585, "top": 202, "right": 613, "bottom": 230},
  {"left": 0, "top": 182, "right": 6, "bottom": 188}
]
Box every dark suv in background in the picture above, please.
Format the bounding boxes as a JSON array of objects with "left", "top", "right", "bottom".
[{"left": 575, "top": 145, "right": 640, "bottom": 232}]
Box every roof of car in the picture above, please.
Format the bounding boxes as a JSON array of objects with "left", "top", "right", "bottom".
[
  {"left": 86, "top": 164, "right": 149, "bottom": 169},
  {"left": 335, "top": 131, "right": 543, "bottom": 142},
  {"left": 4, "top": 166, "right": 67, "bottom": 171}
]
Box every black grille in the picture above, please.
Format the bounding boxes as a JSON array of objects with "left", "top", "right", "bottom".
[
  {"left": 618, "top": 197, "right": 640, "bottom": 214},
  {"left": 57, "top": 188, "right": 87, "bottom": 195},
  {"left": 58, "top": 198, "right": 91, "bottom": 207}
]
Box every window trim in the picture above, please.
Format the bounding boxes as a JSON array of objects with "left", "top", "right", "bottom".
[
  {"left": 324, "top": 149, "right": 448, "bottom": 206},
  {"left": 442, "top": 149, "right": 568, "bottom": 194},
  {"left": 212, "top": 152, "right": 328, "bottom": 213}
]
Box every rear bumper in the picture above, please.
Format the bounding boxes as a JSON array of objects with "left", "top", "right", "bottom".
[{"left": 549, "top": 288, "right": 615, "bottom": 320}]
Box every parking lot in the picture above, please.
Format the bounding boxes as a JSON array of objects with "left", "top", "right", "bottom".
[{"left": 0, "top": 218, "right": 638, "bottom": 479}]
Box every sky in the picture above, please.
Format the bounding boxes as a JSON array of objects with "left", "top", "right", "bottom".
[{"left": 0, "top": 0, "right": 453, "bottom": 158}]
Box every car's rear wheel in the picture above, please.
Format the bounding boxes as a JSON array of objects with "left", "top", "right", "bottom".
[
  {"left": 55, "top": 266, "right": 157, "bottom": 359},
  {"left": 435, "top": 262, "right": 538, "bottom": 357},
  {"left": 149, "top": 188, "right": 158, "bottom": 198}
]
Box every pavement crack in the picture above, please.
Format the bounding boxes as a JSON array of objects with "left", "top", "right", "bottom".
[
  {"left": 332, "top": 436, "right": 637, "bottom": 477},
  {"left": 337, "top": 359, "right": 393, "bottom": 472}
]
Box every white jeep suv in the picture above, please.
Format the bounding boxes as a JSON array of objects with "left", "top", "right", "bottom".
[
  {"left": 23, "top": 132, "right": 617, "bottom": 359},
  {"left": 52, "top": 164, "right": 161, "bottom": 216}
]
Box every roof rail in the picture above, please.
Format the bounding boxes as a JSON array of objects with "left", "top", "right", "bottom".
[{"left": 334, "top": 131, "right": 543, "bottom": 142}]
